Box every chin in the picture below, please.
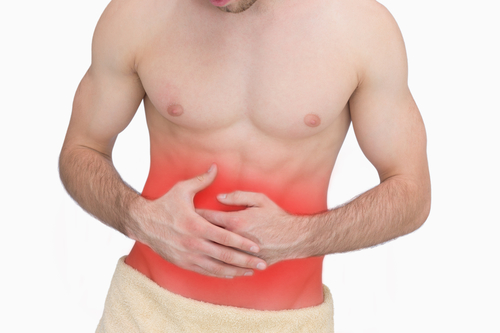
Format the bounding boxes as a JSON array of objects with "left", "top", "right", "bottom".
[{"left": 219, "top": 0, "right": 258, "bottom": 13}]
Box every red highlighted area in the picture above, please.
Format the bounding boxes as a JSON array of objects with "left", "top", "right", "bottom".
[{"left": 126, "top": 153, "right": 328, "bottom": 310}]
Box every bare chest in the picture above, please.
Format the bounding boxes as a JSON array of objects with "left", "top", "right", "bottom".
[{"left": 137, "top": 4, "right": 357, "bottom": 140}]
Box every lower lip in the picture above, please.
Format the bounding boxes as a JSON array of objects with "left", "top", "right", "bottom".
[{"left": 210, "top": 0, "right": 232, "bottom": 6}]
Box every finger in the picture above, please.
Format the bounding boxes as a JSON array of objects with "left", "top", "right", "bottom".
[
  {"left": 200, "top": 241, "right": 266, "bottom": 272},
  {"left": 196, "top": 209, "right": 230, "bottom": 228},
  {"left": 217, "top": 191, "right": 268, "bottom": 207},
  {"left": 178, "top": 164, "right": 217, "bottom": 196},
  {"left": 204, "top": 222, "right": 260, "bottom": 253},
  {"left": 181, "top": 255, "right": 243, "bottom": 278},
  {"left": 166, "top": 248, "right": 256, "bottom": 278},
  {"left": 186, "top": 264, "right": 222, "bottom": 278},
  {"left": 193, "top": 258, "right": 257, "bottom": 278}
]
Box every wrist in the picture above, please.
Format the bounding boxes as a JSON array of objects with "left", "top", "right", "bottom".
[
  {"left": 289, "top": 214, "right": 317, "bottom": 259},
  {"left": 126, "top": 194, "right": 149, "bottom": 241},
  {"left": 293, "top": 211, "right": 332, "bottom": 259}
]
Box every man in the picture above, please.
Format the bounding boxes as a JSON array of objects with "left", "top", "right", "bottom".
[{"left": 59, "top": 0, "right": 431, "bottom": 331}]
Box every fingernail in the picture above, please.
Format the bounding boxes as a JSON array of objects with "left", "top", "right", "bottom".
[
  {"left": 217, "top": 193, "right": 227, "bottom": 200},
  {"left": 225, "top": 275, "right": 233, "bottom": 279},
  {"left": 244, "top": 271, "right": 253, "bottom": 277},
  {"left": 257, "top": 263, "right": 266, "bottom": 270},
  {"left": 250, "top": 246, "right": 259, "bottom": 253},
  {"left": 208, "top": 164, "right": 215, "bottom": 172}
]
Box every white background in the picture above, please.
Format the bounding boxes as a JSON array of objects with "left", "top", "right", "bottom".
[{"left": 1, "top": 0, "right": 499, "bottom": 332}]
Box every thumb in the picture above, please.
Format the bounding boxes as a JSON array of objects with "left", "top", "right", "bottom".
[{"left": 181, "top": 164, "right": 217, "bottom": 195}]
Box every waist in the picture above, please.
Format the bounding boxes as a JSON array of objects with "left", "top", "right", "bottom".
[
  {"left": 135, "top": 162, "right": 328, "bottom": 309},
  {"left": 126, "top": 242, "right": 324, "bottom": 310}
]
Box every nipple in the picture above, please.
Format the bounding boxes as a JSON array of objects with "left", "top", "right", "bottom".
[
  {"left": 167, "top": 104, "right": 184, "bottom": 117},
  {"left": 304, "top": 114, "right": 321, "bottom": 127}
]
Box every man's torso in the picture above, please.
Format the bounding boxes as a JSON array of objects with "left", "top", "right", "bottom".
[{"left": 119, "top": 0, "right": 378, "bottom": 310}]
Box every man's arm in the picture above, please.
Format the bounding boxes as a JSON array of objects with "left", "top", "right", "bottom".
[
  {"left": 197, "top": 5, "right": 431, "bottom": 264},
  {"left": 301, "top": 4, "right": 431, "bottom": 256},
  {"left": 59, "top": 2, "right": 145, "bottom": 238},
  {"left": 59, "top": 1, "right": 266, "bottom": 277}
]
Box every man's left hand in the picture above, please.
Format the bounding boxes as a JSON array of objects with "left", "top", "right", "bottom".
[{"left": 196, "top": 191, "right": 310, "bottom": 267}]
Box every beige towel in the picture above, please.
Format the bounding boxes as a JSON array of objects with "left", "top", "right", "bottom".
[{"left": 97, "top": 257, "right": 334, "bottom": 333}]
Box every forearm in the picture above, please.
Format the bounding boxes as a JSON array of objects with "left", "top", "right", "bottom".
[
  {"left": 301, "top": 176, "right": 431, "bottom": 257},
  {"left": 59, "top": 145, "right": 143, "bottom": 237}
]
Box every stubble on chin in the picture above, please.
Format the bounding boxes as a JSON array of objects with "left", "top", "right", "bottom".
[{"left": 218, "top": 0, "right": 258, "bottom": 13}]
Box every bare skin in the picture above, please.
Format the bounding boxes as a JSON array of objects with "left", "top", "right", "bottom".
[
  {"left": 60, "top": 0, "right": 431, "bottom": 310},
  {"left": 217, "top": 0, "right": 258, "bottom": 13}
]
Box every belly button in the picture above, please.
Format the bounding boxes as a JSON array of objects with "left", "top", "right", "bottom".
[
  {"left": 304, "top": 114, "right": 321, "bottom": 127},
  {"left": 167, "top": 104, "right": 184, "bottom": 116}
]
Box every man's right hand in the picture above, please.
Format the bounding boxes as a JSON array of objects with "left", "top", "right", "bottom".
[
  {"left": 59, "top": 4, "right": 266, "bottom": 279},
  {"left": 128, "top": 164, "right": 268, "bottom": 278}
]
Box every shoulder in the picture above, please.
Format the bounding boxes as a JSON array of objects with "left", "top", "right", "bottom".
[
  {"left": 91, "top": 0, "right": 175, "bottom": 73},
  {"left": 334, "top": 0, "right": 408, "bottom": 86},
  {"left": 340, "top": 0, "right": 401, "bottom": 35},
  {"left": 91, "top": 0, "right": 140, "bottom": 72}
]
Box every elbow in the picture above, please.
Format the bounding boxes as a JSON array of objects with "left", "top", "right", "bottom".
[
  {"left": 58, "top": 144, "right": 84, "bottom": 191},
  {"left": 58, "top": 145, "right": 73, "bottom": 187},
  {"left": 58, "top": 148, "right": 68, "bottom": 185},
  {"left": 417, "top": 192, "right": 431, "bottom": 229},
  {"left": 411, "top": 181, "right": 431, "bottom": 232},
  {"left": 395, "top": 174, "right": 431, "bottom": 234}
]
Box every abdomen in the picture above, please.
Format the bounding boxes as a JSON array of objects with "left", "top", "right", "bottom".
[{"left": 126, "top": 155, "right": 329, "bottom": 310}]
